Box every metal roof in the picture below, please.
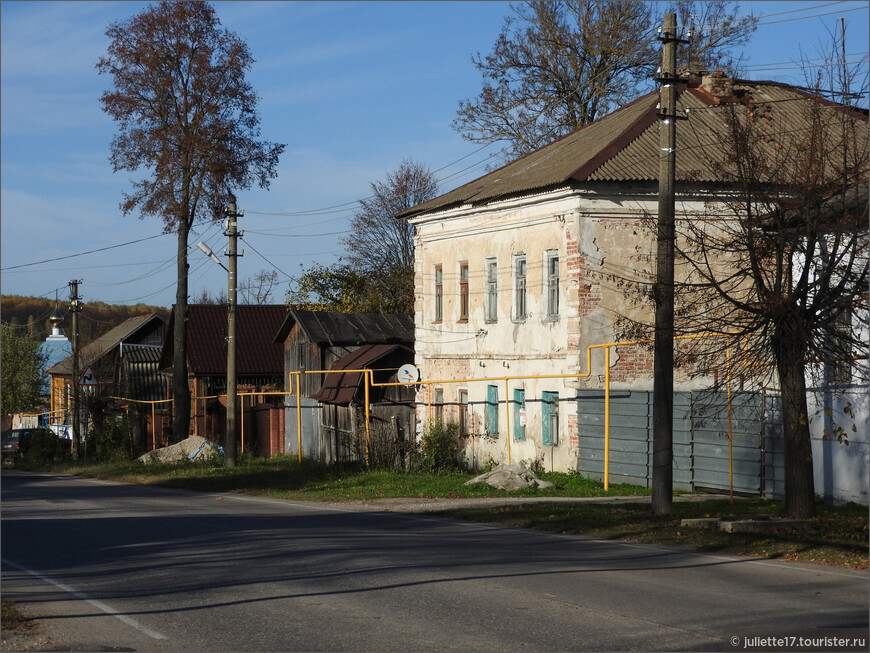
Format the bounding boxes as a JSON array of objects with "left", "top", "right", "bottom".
[
  {"left": 398, "top": 76, "right": 868, "bottom": 219},
  {"left": 160, "top": 305, "right": 287, "bottom": 376},
  {"left": 120, "top": 344, "right": 164, "bottom": 402},
  {"left": 274, "top": 310, "right": 414, "bottom": 346},
  {"left": 308, "top": 343, "right": 413, "bottom": 405}
]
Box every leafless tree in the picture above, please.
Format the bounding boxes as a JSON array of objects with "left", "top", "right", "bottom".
[
  {"left": 666, "top": 67, "right": 868, "bottom": 518},
  {"left": 453, "top": 1, "right": 756, "bottom": 161},
  {"left": 336, "top": 159, "right": 438, "bottom": 313},
  {"left": 239, "top": 269, "right": 279, "bottom": 305},
  {"left": 97, "top": 2, "right": 284, "bottom": 442}
]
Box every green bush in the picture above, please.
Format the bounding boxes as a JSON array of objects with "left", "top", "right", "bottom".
[
  {"left": 93, "top": 412, "right": 133, "bottom": 462},
  {"left": 23, "top": 429, "right": 68, "bottom": 465},
  {"left": 418, "top": 420, "right": 461, "bottom": 474}
]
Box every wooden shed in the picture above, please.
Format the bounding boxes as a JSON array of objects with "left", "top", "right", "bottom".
[{"left": 274, "top": 310, "right": 416, "bottom": 465}]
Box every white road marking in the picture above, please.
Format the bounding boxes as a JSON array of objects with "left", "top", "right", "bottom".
[{"left": 1, "top": 558, "right": 168, "bottom": 640}]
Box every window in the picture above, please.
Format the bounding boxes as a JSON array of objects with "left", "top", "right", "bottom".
[
  {"left": 829, "top": 306, "right": 853, "bottom": 384},
  {"left": 434, "top": 388, "right": 444, "bottom": 423},
  {"left": 545, "top": 250, "right": 559, "bottom": 319},
  {"left": 459, "top": 262, "right": 469, "bottom": 321},
  {"left": 513, "top": 254, "right": 527, "bottom": 321},
  {"left": 434, "top": 264, "right": 443, "bottom": 322},
  {"left": 485, "top": 385, "right": 499, "bottom": 436},
  {"left": 485, "top": 258, "right": 498, "bottom": 323},
  {"left": 512, "top": 388, "right": 526, "bottom": 441},
  {"left": 542, "top": 391, "right": 559, "bottom": 446},
  {"left": 458, "top": 390, "right": 469, "bottom": 436}
]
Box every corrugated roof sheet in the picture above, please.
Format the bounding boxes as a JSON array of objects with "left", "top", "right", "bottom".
[
  {"left": 398, "top": 77, "right": 868, "bottom": 219},
  {"left": 309, "top": 343, "right": 413, "bottom": 405},
  {"left": 274, "top": 310, "right": 414, "bottom": 346},
  {"left": 120, "top": 344, "right": 164, "bottom": 402}
]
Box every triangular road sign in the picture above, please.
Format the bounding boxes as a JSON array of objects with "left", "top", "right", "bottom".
[{"left": 78, "top": 366, "right": 99, "bottom": 386}]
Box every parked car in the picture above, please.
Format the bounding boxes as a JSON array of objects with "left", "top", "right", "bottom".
[{"left": 1, "top": 428, "right": 52, "bottom": 464}]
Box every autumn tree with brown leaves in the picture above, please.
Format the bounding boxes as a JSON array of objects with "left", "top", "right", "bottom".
[{"left": 97, "top": 1, "right": 284, "bottom": 442}]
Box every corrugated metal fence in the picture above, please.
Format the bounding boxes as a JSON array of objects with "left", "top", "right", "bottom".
[{"left": 577, "top": 389, "right": 785, "bottom": 498}]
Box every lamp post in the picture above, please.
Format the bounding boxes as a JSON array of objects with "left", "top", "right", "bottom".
[
  {"left": 196, "top": 194, "right": 242, "bottom": 467},
  {"left": 225, "top": 195, "right": 240, "bottom": 467}
]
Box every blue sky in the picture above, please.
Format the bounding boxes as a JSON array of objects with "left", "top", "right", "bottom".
[{"left": 2, "top": 1, "right": 868, "bottom": 309}]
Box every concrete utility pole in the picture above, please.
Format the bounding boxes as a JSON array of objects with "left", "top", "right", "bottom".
[
  {"left": 652, "top": 12, "right": 679, "bottom": 515},
  {"left": 225, "top": 196, "right": 242, "bottom": 467},
  {"left": 68, "top": 280, "right": 82, "bottom": 459}
]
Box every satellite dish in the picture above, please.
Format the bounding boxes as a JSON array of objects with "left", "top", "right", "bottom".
[{"left": 397, "top": 364, "right": 420, "bottom": 384}]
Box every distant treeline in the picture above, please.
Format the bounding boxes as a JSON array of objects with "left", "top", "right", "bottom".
[{"left": 1, "top": 295, "right": 171, "bottom": 346}]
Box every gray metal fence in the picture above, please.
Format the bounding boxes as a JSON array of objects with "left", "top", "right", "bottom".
[{"left": 577, "top": 389, "right": 785, "bottom": 498}]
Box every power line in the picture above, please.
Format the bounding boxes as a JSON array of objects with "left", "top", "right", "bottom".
[
  {"left": 239, "top": 235, "right": 297, "bottom": 282},
  {"left": 1, "top": 233, "right": 170, "bottom": 271}
]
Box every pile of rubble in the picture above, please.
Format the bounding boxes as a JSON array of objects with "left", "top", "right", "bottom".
[
  {"left": 137, "top": 436, "right": 223, "bottom": 464},
  {"left": 464, "top": 463, "right": 554, "bottom": 491}
]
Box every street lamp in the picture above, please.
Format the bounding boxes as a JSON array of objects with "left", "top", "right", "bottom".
[
  {"left": 196, "top": 195, "right": 242, "bottom": 467},
  {"left": 196, "top": 241, "right": 227, "bottom": 271}
]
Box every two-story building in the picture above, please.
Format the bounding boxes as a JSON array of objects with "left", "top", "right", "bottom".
[{"left": 397, "top": 72, "right": 868, "bottom": 487}]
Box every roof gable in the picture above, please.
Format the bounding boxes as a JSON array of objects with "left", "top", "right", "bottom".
[
  {"left": 308, "top": 343, "right": 413, "bottom": 405},
  {"left": 47, "top": 314, "right": 165, "bottom": 376},
  {"left": 274, "top": 310, "right": 414, "bottom": 346}
]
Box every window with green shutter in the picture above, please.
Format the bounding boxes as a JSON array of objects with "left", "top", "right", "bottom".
[
  {"left": 486, "top": 385, "right": 499, "bottom": 436},
  {"left": 513, "top": 388, "right": 526, "bottom": 440},
  {"left": 542, "top": 391, "right": 559, "bottom": 446}
]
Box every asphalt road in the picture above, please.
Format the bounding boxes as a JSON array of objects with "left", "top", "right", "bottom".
[{"left": 2, "top": 471, "right": 867, "bottom": 652}]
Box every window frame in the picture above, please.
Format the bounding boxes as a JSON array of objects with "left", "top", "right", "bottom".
[
  {"left": 459, "top": 262, "right": 469, "bottom": 322},
  {"left": 485, "top": 385, "right": 499, "bottom": 436},
  {"left": 484, "top": 257, "right": 498, "bottom": 323},
  {"left": 434, "top": 264, "right": 443, "bottom": 323},
  {"left": 512, "top": 388, "right": 526, "bottom": 441},
  {"left": 433, "top": 388, "right": 444, "bottom": 423},
  {"left": 545, "top": 250, "right": 560, "bottom": 320},
  {"left": 513, "top": 254, "right": 527, "bottom": 322},
  {"left": 542, "top": 391, "right": 559, "bottom": 446}
]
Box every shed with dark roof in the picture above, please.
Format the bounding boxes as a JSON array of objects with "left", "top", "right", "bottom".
[{"left": 274, "top": 309, "right": 416, "bottom": 465}]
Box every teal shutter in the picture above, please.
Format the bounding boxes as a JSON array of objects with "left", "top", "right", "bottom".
[
  {"left": 513, "top": 389, "right": 526, "bottom": 440},
  {"left": 542, "top": 392, "right": 559, "bottom": 446},
  {"left": 486, "top": 385, "right": 499, "bottom": 436}
]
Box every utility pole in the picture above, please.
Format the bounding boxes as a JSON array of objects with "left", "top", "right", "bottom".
[
  {"left": 225, "top": 195, "right": 242, "bottom": 467},
  {"left": 652, "top": 12, "right": 680, "bottom": 515},
  {"left": 68, "top": 280, "right": 82, "bottom": 459}
]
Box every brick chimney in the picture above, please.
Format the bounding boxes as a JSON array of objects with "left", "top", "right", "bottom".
[{"left": 701, "top": 69, "right": 734, "bottom": 99}]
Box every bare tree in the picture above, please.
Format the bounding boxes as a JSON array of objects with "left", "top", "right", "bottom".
[
  {"left": 191, "top": 288, "right": 228, "bottom": 305},
  {"left": 329, "top": 159, "right": 438, "bottom": 313},
  {"left": 667, "top": 68, "right": 868, "bottom": 518},
  {"left": 453, "top": 1, "right": 756, "bottom": 160},
  {"left": 343, "top": 159, "right": 438, "bottom": 272},
  {"left": 97, "top": 1, "right": 284, "bottom": 442},
  {"left": 239, "top": 269, "right": 279, "bottom": 305}
]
